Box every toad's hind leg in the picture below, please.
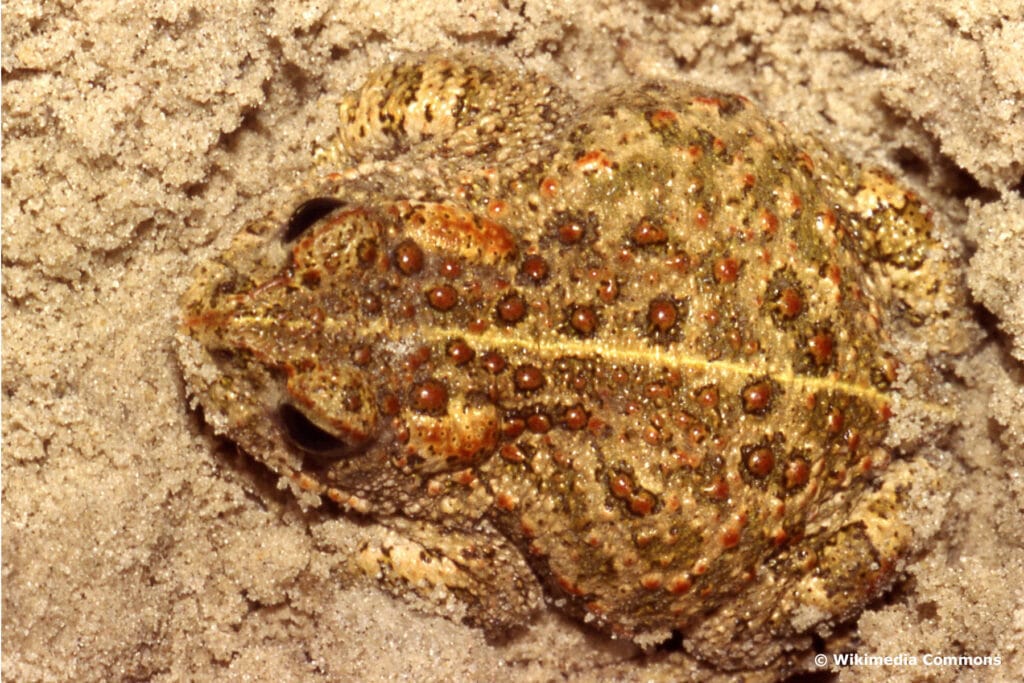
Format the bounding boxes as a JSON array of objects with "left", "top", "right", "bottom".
[
  {"left": 850, "top": 168, "right": 968, "bottom": 353},
  {"left": 317, "top": 53, "right": 570, "bottom": 167},
  {"left": 352, "top": 517, "right": 543, "bottom": 637},
  {"left": 840, "top": 165, "right": 973, "bottom": 449}
]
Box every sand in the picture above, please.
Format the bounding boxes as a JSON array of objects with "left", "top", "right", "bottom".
[{"left": 3, "top": 1, "right": 1023, "bottom": 681}]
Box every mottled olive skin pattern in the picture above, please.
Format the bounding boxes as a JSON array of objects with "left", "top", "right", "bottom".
[{"left": 179, "top": 54, "right": 958, "bottom": 668}]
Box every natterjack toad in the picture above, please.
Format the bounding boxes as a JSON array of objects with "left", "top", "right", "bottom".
[{"left": 178, "top": 53, "right": 964, "bottom": 670}]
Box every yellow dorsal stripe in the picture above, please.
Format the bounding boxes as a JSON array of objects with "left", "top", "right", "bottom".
[
  {"left": 424, "top": 324, "right": 888, "bottom": 404},
  {"left": 234, "top": 314, "right": 891, "bottom": 405}
]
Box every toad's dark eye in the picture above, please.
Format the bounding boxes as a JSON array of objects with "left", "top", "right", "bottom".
[
  {"left": 283, "top": 197, "right": 345, "bottom": 243},
  {"left": 278, "top": 403, "right": 356, "bottom": 460}
]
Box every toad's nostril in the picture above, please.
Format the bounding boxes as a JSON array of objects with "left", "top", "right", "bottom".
[{"left": 283, "top": 197, "right": 345, "bottom": 242}]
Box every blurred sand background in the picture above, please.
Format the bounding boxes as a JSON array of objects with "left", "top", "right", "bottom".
[{"left": 3, "top": 1, "right": 1023, "bottom": 681}]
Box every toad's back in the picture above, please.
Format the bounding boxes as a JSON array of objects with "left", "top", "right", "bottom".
[{"left": 180, "top": 54, "right": 949, "bottom": 666}]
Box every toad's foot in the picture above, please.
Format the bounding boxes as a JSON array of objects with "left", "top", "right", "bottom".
[{"left": 352, "top": 517, "right": 543, "bottom": 637}]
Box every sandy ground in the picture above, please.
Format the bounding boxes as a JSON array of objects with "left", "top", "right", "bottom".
[{"left": 3, "top": 1, "right": 1023, "bottom": 681}]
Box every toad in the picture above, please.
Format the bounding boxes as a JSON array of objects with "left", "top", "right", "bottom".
[{"left": 178, "top": 53, "right": 964, "bottom": 670}]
